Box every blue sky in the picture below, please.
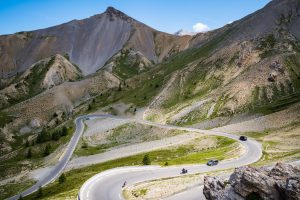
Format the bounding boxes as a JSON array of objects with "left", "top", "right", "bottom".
[{"left": 0, "top": 0, "right": 271, "bottom": 35}]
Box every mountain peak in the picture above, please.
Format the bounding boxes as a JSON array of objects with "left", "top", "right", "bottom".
[
  {"left": 105, "top": 6, "right": 120, "bottom": 14},
  {"left": 105, "top": 6, "right": 130, "bottom": 20}
]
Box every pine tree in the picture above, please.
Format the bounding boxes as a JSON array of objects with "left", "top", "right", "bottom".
[
  {"left": 26, "top": 148, "right": 32, "bottom": 159},
  {"left": 142, "top": 154, "right": 151, "bottom": 165}
]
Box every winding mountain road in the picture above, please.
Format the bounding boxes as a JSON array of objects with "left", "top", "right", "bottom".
[
  {"left": 78, "top": 118, "right": 262, "bottom": 200},
  {"left": 8, "top": 114, "right": 262, "bottom": 200}
]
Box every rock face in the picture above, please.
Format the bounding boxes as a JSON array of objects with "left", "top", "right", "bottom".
[{"left": 203, "top": 163, "right": 300, "bottom": 200}]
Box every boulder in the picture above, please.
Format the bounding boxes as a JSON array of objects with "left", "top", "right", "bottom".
[
  {"left": 19, "top": 126, "right": 32, "bottom": 135},
  {"left": 30, "top": 118, "right": 41, "bottom": 128},
  {"left": 203, "top": 163, "right": 300, "bottom": 200}
]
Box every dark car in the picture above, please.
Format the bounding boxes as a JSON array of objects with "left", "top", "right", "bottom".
[
  {"left": 239, "top": 136, "right": 247, "bottom": 141},
  {"left": 207, "top": 160, "right": 218, "bottom": 166}
]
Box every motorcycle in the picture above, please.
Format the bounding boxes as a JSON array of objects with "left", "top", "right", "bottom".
[{"left": 181, "top": 168, "right": 188, "bottom": 174}]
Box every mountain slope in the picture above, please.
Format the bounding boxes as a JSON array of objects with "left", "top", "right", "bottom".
[
  {"left": 0, "top": 7, "right": 191, "bottom": 77},
  {"left": 142, "top": 0, "right": 300, "bottom": 125}
]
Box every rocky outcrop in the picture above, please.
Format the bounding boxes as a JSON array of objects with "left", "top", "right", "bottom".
[
  {"left": 103, "top": 48, "right": 152, "bottom": 75},
  {"left": 41, "top": 54, "right": 82, "bottom": 89},
  {"left": 0, "top": 54, "right": 82, "bottom": 109},
  {"left": 203, "top": 163, "right": 300, "bottom": 200}
]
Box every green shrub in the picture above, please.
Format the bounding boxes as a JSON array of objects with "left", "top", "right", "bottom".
[
  {"left": 59, "top": 173, "right": 66, "bottom": 184},
  {"left": 51, "top": 131, "right": 60, "bottom": 141}
]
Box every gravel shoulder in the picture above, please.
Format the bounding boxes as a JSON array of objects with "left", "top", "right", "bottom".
[{"left": 84, "top": 118, "right": 129, "bottom": 137}]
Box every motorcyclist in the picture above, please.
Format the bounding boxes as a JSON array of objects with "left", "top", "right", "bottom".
[{"left": 122, "top": 181, "right": 127, "bottom": 188}]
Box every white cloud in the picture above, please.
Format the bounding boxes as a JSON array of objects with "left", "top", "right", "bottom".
[
  {"left": 192, "top": 22, "right": 210, "bottom": 33},
  {"left": 228, "top": 21, "right": 233, "bottom": 24}
]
